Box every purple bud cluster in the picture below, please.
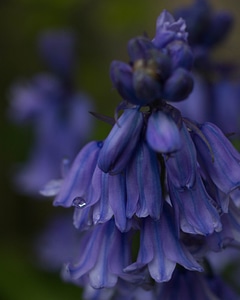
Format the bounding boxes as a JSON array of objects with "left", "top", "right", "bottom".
[{"left": 111, "top": 11, "right": 193, "bottom": 105}]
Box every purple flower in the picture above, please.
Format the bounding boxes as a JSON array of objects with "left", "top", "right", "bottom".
[
  {"left": 125, "top": 204, "right": 202, "bottom": 282},
  {"left": 191, "top": 122, "right": 240, "bottom": 194},
  {"left": 126, "top": 141, "right": 162, "bottom": 219},
  {"left": 54, "top": 141, "right": 102, "bottom": 208},
  {"left": 63, "top": 219, "right": 139, "bottom": 289},
  {"left": 168, "top": 174, "right": 222, "bottom": 235},
  {"left": 38, "top": 8, "right": 240, "bottom": 299}
]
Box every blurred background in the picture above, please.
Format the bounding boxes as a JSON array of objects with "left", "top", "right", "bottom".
[{"left": 1, "top": 0, "right": 240, "bottom": 299}]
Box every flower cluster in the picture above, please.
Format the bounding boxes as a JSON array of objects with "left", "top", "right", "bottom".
[
  {"left": 8, "top": 30, "right": 93, "bottom": 196},
  {"left": 51, "top": 9, "right": 240, "bottom": 299}
]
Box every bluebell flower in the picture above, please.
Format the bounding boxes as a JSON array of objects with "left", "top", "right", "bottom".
[
  {"left": 55, "top": 139, "right": 162, "bottom": 231},
  {"left": 8, "top": 30, "right": 93, "bottom": 196},
  {"left": 42, "top": 7, "right": 240, "bottom": 299},
  {"left": 164, "top": 122, "right": 222, "bottom": 235},
  {"left": 124, "top": 203, "right": 203, "bottom": 282},
  {"left": 191, "top": 122, "right": 240, "bottom": 194},
  {"left": 125, "top": 140, "right": 162, "bottom": 219}
]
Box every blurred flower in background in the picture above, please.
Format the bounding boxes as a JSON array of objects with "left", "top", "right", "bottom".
[
  {"left": 8, "top": 29, "right": 93, "bottom": 196},
  {"left": 172, "top": 0, "right": 240, "bottom": 140}
]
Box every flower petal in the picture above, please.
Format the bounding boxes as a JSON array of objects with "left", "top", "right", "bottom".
[
  {"left": 98, "top": 108, "right": 143, "bottom": 174},
  {"left": 168, "top": 174, "right": 222, "bottom": 235},
  {"left": 54, "top": 141, "right": 101, "bottom": 207},
  {"left": 192, "top": 122, "right": 240, "bottom": 194},
  {"left": 146, "top": 110, "right": 181, "bottom": 153},
  {"left": 164, "top": 122, "right": 197, "bottom": 189},
  {"left": 110, "top": 60, "right": 140, "bottom": 104}
]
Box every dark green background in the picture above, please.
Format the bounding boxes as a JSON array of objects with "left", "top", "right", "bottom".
[{"left": 0, "top": 1, "right": 240, "bottom": 299}]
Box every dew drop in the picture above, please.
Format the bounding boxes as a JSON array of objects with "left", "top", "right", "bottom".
[{"left": 72, "top": 197, "right": 86, "bottom": 208}]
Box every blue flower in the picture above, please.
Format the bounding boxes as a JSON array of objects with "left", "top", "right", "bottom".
[
  {"left": 9, "top": 75, "right": 93, "bottom": 195},
  {"left": 54, "top": 141, "right": 102, "bottom": 208},
  {"left": 39, "top": 7, "right": 240, "bottom": 299},
  {"left": 191, "top": 122, "right": 240, "bottom": 194},
  {"left": 124, "top": 203, "right": 202, "bottom": 282},
  {"left": 125, "top": 140, "right": 162, "bottom": 219},
  {"left": 63, "top": 219, "right": 139, "bottom": 289}
]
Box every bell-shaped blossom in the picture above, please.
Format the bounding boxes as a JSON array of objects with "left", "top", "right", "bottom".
[
  {"left": 191, "top": 122, "right": 240, "bottom": 194},
  {"left": 124, "top": 203, "right": 202, "bottom": 282},
  {"left": 63, "top": 219, "right": 139, "bottom": 289},
  {"left": 168, "top": 173, "right": 222, "bottom": 235},
  {"left": 164, "top": 122, "right": 197, "bottom": 189},
  {"left": 53, "top": 141, "right": 128, "bottom": 232},
  {"left": 54, "top": 141, "right": 102, "bottom": 207},
  {"left": 125, "top": 141, "right": 162, "bottom": 219},
  {"left": 98, "top": 108, "right": 144, "bottom": 174}
]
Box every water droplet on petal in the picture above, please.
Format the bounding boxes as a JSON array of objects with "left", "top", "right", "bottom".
[{"left": 72, "top": 197, "right": 86, "bottom": 208}]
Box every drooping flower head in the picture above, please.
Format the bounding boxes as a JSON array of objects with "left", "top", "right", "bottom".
[{"left": 46, "top": 7, "right": 240, "bottom": 300}]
